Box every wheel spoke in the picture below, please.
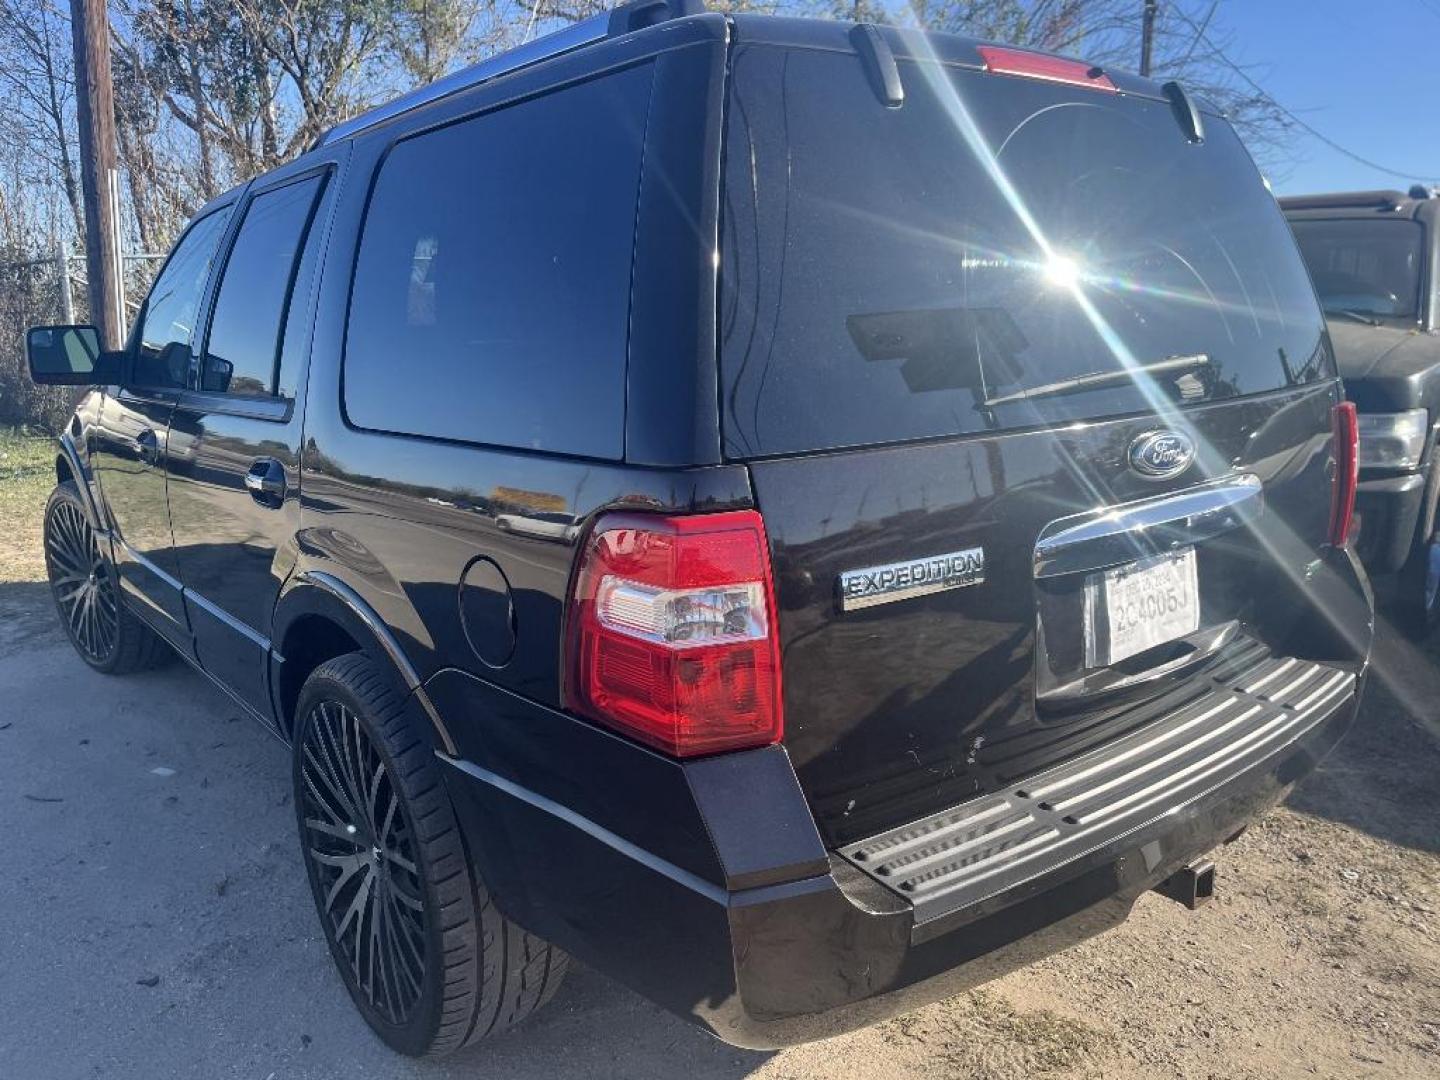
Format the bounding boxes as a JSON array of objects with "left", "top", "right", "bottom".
[
  {"left": 78, "top": 587, "right": 96, "bottom": 653},
  {"left": 322, "top": 856, "right": 368, "bottom": 910},
  {"left": 94, "top": 584, "right": 118, "bottom": 639},
  {"left": 334, "top": 864, "right": 374, "bottom": 942},
  {"left": 53, "top": 582, "right": 85, "bottom": 606},
  {"left": 303, "top": 746, "right": 360, "bottom": 825},
  {"left": 383, "top": 886, "right": 426, "bottom": 973},
  {"left": 389, "top": 880, "right": 424, "bottom": 913},
  {"left": 378, "top": 790, "right": 397, "bottom": 841},
  {"left": 343, "top": 711, "right": 374, "bottom": 831},
  {"left": 367, "top": 883, "right": 389, "bottom": 1018},
  {"left": 320, "top": 714, "right": 369, "bottom": 825},
  {"left": 382, "top": 846, "right": 417, "bottom": 876},
  {"left": 48, "top": 543, "right": 84, "bottom": 576},
  {"left": 380, "top": 889, "right": 421, "bottom": 1005},
  {"left": 300, "top": 696, "right": 428, "bottom": 1024},
  {"left": 310, "top": 848, "right": 366, "bottom": 871},
  {"left": 65, "top": 585, "right": 87, "bottom": 636},
  {"left": 46, "top": 502, "right": 116, "bottom": 663},
  {"left": 324, "top": 707, "right": 368, "bottom": 827},
  {"left": 365, "top": 758, "right": 387, "bottom": 834}
]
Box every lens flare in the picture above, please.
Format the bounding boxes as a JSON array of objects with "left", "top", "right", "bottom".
[
  {"left": 900, "top": 11, "right": 1418, "bottom": 725},
  {"left": 1043, "top": 254, "right": 1081, "bottom": 289}
]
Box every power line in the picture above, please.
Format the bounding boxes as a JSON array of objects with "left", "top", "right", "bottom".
[{"left": 1171, "top": 6, "right": 1440, "bottom": 183}]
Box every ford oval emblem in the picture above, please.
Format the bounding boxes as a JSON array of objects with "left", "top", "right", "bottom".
[{"left": 1128, "top": 429, "right": 1196, "bottom": 480}]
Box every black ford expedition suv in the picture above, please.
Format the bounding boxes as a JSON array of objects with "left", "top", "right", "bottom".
[
  {"left": 25, "top": 2, "right": 1372, "bottom": 1056},
  {"left": 1281, "top": 189, "right": 1440, "bottom": 633}
]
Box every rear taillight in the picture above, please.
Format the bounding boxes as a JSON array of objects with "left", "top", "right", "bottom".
[
  {"left": 976, "top": 46, "right": 1117, "bottom": 93},
  {"left": 565, "top": 509, "right": 783, "bottom": 758},
  {"left": 1329, "top": 402, "right": 1359, "bottom": 546}
]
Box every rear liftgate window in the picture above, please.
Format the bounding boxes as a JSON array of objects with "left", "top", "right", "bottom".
[
  {"left": 344, "top": 64, "right": 654, "bottom": 459},
  {"left": 720, "top": 47, "right": 1332, "bottom": 458}
]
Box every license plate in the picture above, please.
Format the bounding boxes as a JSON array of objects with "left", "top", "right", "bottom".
[{"left": 1086, "top": 548, "right": 1200, "bottom": 666}]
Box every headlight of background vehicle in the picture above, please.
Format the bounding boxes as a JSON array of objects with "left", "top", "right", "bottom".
[{"left": 1356, "top": 409, "right": 1429, "bottom": 469}]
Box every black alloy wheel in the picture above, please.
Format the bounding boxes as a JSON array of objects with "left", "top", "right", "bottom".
[
  {"left": 44, "top": 490, "right": 119, "bottom": 665},
  {"left": 43, "top": 483, "right": 170, "bottom": 674},
  {"left": 293, "top": 653, "right": 568, "bottom": 1056},
  {"left": 298, "top": 698, "right": 429, "bottom": 1027}
]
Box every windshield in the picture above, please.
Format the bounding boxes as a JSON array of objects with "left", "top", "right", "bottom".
[
  {"left": 1290, "top": 218, "right": 1424, "bottom": 320},
  {"left": 720, "top": 45, "right": 1333, "bottom": 458}
]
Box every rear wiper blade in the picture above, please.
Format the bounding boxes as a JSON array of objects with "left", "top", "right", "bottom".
[
  {"left": 982, "top": 353, "right": 1210, "bottom": 407},
  {"left": 1325, "top": 308, "right": 1380, "bottom": 327}
]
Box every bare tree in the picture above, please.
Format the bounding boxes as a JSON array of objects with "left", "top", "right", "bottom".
[
  {"left": 0, "top": 0, "right": 1307, "bottom": 433},
  {"left": 899, "top": 0, "right": 1294, "bottom": 174},
  {"left": 389, "top": 0, "right": 486, "bottom": 82},
  {"left": 0, "top": 0, "right": 85, "bottom": 238}
]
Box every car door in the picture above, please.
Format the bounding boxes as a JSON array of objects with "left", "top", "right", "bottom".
[
  {"left": 166, "top": 161, "right": 337, "bottom": 723},
  {"left": 90, "top": 205, "right": 234, "bottom": 648}
]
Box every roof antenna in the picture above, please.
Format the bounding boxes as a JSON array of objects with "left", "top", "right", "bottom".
[
  {"left": 850, "top": 24, "right": 904, "bottom": 108},
  {"left": 1162, "top": 81, "right": 1205, "bottom": 144}
]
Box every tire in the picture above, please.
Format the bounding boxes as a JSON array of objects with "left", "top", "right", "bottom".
[
  {"left": 1398, "top": 509, "right": 1440, "bottom": 638},
  {"left": 42, "top": 481, "right": 170, "bottom": 674},
  {"left": 292, "top": 652, "right": 567, "bottom": 1057}
]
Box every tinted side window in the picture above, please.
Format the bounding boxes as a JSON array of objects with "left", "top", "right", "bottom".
[
  {"left": 133, "top": 208, "right": 231, "bottom": 388},
  {"left": 1290, "top": 219, "right": 1425, "bottom": 319},
  {"left": 203, "top": 176, "right": 324, "bottom": 397},
  {"left": 343, "top": 64, "right": 653, "bottom": 459}
]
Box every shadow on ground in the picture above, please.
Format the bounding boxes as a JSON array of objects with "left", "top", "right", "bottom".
[
  {"left": 0, "top": 580, "right": 58, "bottom": 653},
  {"left": 3, "top": 569, "right": 1437, "bottom": 1077},
  {"left": 0, "top": 579, "right": 773, "bottom": 1080},
  {"left": 1285, "top": 583, "right": 1440, "bottom": 856}
]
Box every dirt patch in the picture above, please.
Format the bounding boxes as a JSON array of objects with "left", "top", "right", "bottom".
[
  {"left": 760, "top": 618, "right": 1440, "bottom": 1080},
  {"left": 0, "top": 428, "right": 1436, "bottom": 1079}
]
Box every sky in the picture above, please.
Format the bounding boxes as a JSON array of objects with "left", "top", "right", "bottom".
[{"left": 1218, "top": 0, "right": 1440, "bottom": 194}]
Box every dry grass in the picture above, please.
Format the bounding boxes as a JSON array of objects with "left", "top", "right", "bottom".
[{"left": 0, "top": 428, "right": 54, "bottom": 583}]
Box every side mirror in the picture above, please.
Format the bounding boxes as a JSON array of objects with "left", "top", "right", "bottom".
[
  {"left": 203, "top": 355, "right": 234, "bottom": 393},
  {"left": 25, "top": 325, "right": 123, "bottom": 386}
]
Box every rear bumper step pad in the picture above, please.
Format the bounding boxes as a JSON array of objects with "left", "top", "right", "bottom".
[{"left": 839, "top": 654, "right": 1356, "bottom": 925}]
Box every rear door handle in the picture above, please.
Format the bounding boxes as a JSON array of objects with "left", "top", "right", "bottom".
[{"left": 244, "top": 458, "right": 287, "bottom": 506}]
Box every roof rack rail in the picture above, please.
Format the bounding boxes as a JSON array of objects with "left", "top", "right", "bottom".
[
  {"left": 1276, "top": 190, "right": 1408, "bottom": 211},
  {"left": 313, "top": 0, "right": 704, "bottom": 149}
]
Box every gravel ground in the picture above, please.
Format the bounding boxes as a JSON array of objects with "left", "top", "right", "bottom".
[{"left": 1, "top": 432, "right": 1437, "bottom": 1079}]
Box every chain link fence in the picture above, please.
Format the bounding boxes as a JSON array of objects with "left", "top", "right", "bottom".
[{"left": 0, "top": 246, "right": 163, "bottom": 432}]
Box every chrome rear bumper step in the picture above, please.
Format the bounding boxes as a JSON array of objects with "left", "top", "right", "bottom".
[{"left": 838, "top": 654, "right": 1357, "bottom": 925}]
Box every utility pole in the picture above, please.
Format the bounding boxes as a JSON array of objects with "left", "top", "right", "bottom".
[
  {"left": 69, "top": 0, "right": 125, "bottom": 348},
  {"left": 1140, "top": 0, "right": 1158, "bottom": 78}
]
